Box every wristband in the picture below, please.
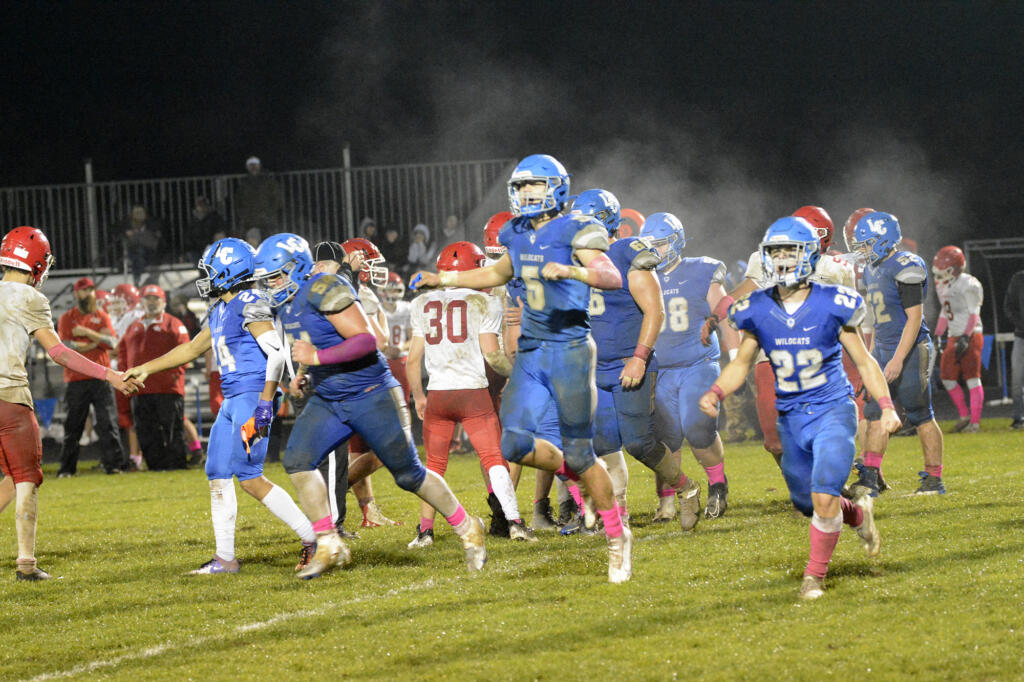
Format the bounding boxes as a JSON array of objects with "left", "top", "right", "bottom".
[
  {"left": 569, "top": 266, "right": 588, "bottom": 283},
  {"left": 877, "top": 396, "right": 895, "bottom": 411},
  {"left": 633, "top": 343, "right": 652, "bottom": 361},
  {"left": 438, "top": 270, "right": 458, "bottom": 288},
  {"left": 709, "top": 384, "right": 725, "bottom": 401}
]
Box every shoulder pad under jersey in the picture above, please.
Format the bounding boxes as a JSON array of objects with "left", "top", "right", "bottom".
[
  {"left": 624, "top": 237, "right": 660, "bottom": 271},
  {"left": 241, "top": 289, "right": 274, "bottom": 325},
  {"left": 308, "top": 274, "right": 357, "bottom": 314},
  {"left": 831, "top": 285, "right": 866, "bottom": 328},
  {"left": 892, "top": 253, "right": 928, "bottom": 284},
  {"left": 570, "top": 217, "right": 610, "bottom": 252}
]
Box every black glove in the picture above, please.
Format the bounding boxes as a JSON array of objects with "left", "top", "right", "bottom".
[{"left": 954, "top": 335, "right": 970, "bottom": 359}]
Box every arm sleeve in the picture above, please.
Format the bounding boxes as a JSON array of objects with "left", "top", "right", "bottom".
[
  {"left": 255, "top": 330, "right": 286, "bottom": 383},
  {"left": 897, "top": 282, "right": 924, "bottom": 308}
]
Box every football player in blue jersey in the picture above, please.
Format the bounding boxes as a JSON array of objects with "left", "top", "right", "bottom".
[
  {"left": 124, "top": 238, "right": 318, "bottom": 574},
  {"left": 640, "top": 212, "right": 739, "bottom": 523},
  {"left": 699, "top": 217, "right": 901, "bottom": 600},
  {"left": 849, "top": 212, "right": 945, "bottom": 495},
  {"left": 413, "top": 154, "right": 634, "bottom": 583},
  {"left": 573, "top": 191, "right": 705, "bottom": 529},
  {"left": 255, "top": 233, "right": 486, "bottom": 579}
]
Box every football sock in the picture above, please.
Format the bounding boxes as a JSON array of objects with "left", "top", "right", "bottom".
[
  {"left": 805, "top": 513, "right": 842, "bottom": 579},
  {"left": 209, "top": 478, "right": 237, "bottom": 562},
  {"left": 839, "top": 497, "right": 863, "bottom": 527},
  {"left": 944, "top": 383, "right": 969, "bottom": 418},
  {"left": 487, "top": 465, "right": 521, "bottom": 522},
  {"left": 420, "top": 517, "right": 435, "bottom": 532},
  {"left": 568, "top": 484, "right": 584, "bottom": 512},
  {"left": 704, "top": 462, "right": 726, "bottom": 486},
  {"left": 260, "top": 484, "right": 316, "bottom": 543},
  {"left": 13, "top": 481, "right": 37, "bottom": 561},
  {"left": 599, "top": 507, "right": 623, "bottom": 538},
  {"left": 863, "top": 451, "right": 884, "bottom": 469},
  {"left": 188, "top": 440, "right": 202, "bottom": 452},
  {"left": 925, "top": 465, "right": 943, "bottom": 478},
  {"left": 312, "top": 515, "right": 334, "bottom": 533},
  {"left": 969, "top": 385, "right": 984, "bottom": 423},
  {"left": 416, "top": 469, "right": 460, "bottom": 518},
  {"left": 659, "top": 487, "right": 676, "bottom": 498},
  {"left": 445, "top": 504, "right": 467, "bottom": 528},
  {"left": 602, "top": 451, "right": 628, "bottom": 507}
]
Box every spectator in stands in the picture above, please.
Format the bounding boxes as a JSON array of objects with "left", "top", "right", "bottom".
[
  {"left": 379, "top": 225, "right": 407, "bottom": 270},
  {"left": 120, "top": 284, "right": 191, "bottom": 470},
  {"left": 440, "top": 214, "right": 466, "bottom": 244},
  {"left": 56, "top": 277, "right": 129, "bottom": 476},
  {"left": 359, "top": 217, "right": 379, "bottom": 242},
  {"left": 235, "top": 156, "right": 283, "bottom": 245},
  {"left": 169, "top": 295, "right": 201, "bottom": 338},
  {"left": 120, "top": 204, "right": 163, "bottom": 285},
  {"left": 185, "top": 196, "right": 227, "bottom": 262},
  {"left": 1005, "top": 268, "right": 1024, "bottom": 429},
  {"left": 406, "top": 223, "right": 434, "bottom": 274}
]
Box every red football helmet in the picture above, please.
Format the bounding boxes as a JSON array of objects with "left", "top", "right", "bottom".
[
  {"left": 437, "top": 241, "right": 486, "bottom": 273},
  {"left": 792, "top": 206, "right": 834, "bottom": 252},
  {"left": 380, "top": 270, "right": 405, "bottom": 303},
  {"left": 483, "top": 211, "right": 514, "bottom": 259},
  {"left": 932, "top": 245, "right": 965, "bottom": 284},
  {"left": 618, "top": 208, "right": 646, "bottom": 239},
  {"left": 95, "top": 289, "right": 111, "bottom": 310},
  {"left": 111, "top": 283, "right": 140, "bottom": 308},
  {"left": 0, "top": 226, "right": 55, "bottom": 287},
  {"left": 341, "top": 237, "right": 388, "bottom": 286},
  {"left": 843, "top": 208, "right": 875, "bottom": 252}
]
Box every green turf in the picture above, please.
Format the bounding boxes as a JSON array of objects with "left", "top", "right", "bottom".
[{"left": 3, "top": 418, "right": 1023, "bottom": 680}]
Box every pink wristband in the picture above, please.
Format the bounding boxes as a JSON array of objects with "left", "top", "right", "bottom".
[
  {"left": 709, "top": 384, "right": 725, "bottom": 401},
  {"left": 877, "top": 396, "right": 895, "bottom": 411},
  {"left": 633, "top": 343, "right": 652, "bottom": 361}
]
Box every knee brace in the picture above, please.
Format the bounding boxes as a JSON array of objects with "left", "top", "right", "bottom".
[
  {"left": 501, "top": 427, "right": 535, "bottom": 464},
  {"left": 562, "top": 437, "right": 597, "bottom": 475}
]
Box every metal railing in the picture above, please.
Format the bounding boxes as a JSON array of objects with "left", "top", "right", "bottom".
[{"left": 0, "top": 158, "right": 515, "bottom": 272}]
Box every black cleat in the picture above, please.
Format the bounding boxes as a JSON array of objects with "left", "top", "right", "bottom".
[
  {"left": 556, "top": 498, "right": 577, "bottom": 526},
  {"left": 487, "top": 493, "right": 510, "bottom": 537},
  {"left": 849, "top": 462, "right": 880, "bottom": 498},
  {"left": 704, "top": 479, "right": 729, "bottom": 519},
  {"left": 16, "top": 567, "right": 50, "bottom": 581},
  {"left": 532, "top": 497, "right": 558, "bottom": 531}
]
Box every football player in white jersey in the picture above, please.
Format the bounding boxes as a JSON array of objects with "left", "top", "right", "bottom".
[
  {"left": 703, "top": 206, "right": 855, "bottom": 467},
  {"left": 406, "top": 241, "right": 535, "bottom": 547},
  {"left": 932, "top": 245, "right": 985, "bottom": 432},
  {"left": 1, "top": 226, "right": 139, "bottom": 580},
  {"left": 380, "top": 271, "right": 413, "bottom": 389}
]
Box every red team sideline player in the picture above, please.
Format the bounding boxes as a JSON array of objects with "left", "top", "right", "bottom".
[{"left": 0, "top": 226, "right": 138, "bottom": 581}]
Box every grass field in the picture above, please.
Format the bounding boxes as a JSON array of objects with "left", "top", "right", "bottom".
[{"left": 3, "top": 418, "right": 1023, "bottom": 681}]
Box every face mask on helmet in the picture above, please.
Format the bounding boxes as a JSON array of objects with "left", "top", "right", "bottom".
[
  {"left": 506, "top": 154, "right": 570, "bottom": 219},
  {"left": 254, "top": 234, "right": 313, "bottom": 308},
  {"left": 759, "top": 217, "right": 820, "bottom": 286}
]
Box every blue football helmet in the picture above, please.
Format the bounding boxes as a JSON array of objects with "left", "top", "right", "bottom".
[
  {"left": 570, "top": 189, "right": 621, "bottom": 235},
  {"left": 253, "top": 233, "right": 314, "bottom": 308},
  {"left": 196, "top": 238, "right": 256, "bottom": 299},
  {"left": 851, "top": 211, "right": 901, "bottom": 266},
  {"left": 759, "top": 216, "right": 821, "bottom": 286},
  {"left": 639, "top": 212, "right": 686, "bottom": 271},
  {"left": 507, "top": 154, "right": 571, "bottom": 218}
]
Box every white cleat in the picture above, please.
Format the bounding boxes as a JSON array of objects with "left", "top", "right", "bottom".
[
  {"left": 854, "top": 491, "right": 881, "bottom": 557},
  {"left": 407, "top": 525, "right": 434, "bottom": 549},
  {"left": 459, "top": 516, "right": 487, "bottom": 572},
  {"left": 653, "top": 495, "right": 678, "bottom": 522},
  {"left": 798, "top": 575, "right": 825, "bottom": 600},
  {"left": 295, "top": 532, "right": 350, "bottom": 580},
  {"left": 362, "top": 501, "right": 401, "bottom": 527},
  {"left": 509, "top": 520, "right": 538, "bottom": 542},
  {"left": 676, "top": 479, "right": 701, "bottom": 531},
  {"left": 607, "top": 527, "right": 634, "bottom": 584}
]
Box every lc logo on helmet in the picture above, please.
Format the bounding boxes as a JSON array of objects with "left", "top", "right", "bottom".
[
  {"left": 217, "top": 247, "right": 234, "bottom": 265},
  {"left": 867, "top": 218, "right": 887, "bottom": 235},
  {"left": 278, "top": 237, "right": 306, "bottom": 254}
]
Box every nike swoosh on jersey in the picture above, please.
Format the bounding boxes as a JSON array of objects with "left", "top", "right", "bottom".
[{"left": 803, "top": 325, "right": 817, "bottom": 331}]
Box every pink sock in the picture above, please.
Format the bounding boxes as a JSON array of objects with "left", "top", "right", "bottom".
[
  {"left": 925, "top": 465, "right": 943, "bottom": 479},
  {"left": 312, "top": 515, "right": 334, "bottom": 533},
  {"left": 568, "top": 484, "right": 584, "bottom": 511},
  {"left": 486, "top": 484, "right": 493, "bottom": 494},
  {"left": 840, "top": 497, "right": 863, "bottom": 527},
  {"left": 969, "top": 385, "right": 984, "bottom": 423},
  {"left": 445, "top": 504, "right": 467, "bottom": 527},
  {"left": 658, "top": 487, "right": 676, "bottom": 498},
  {"left": 599, "top": 507, "right": 623, "bottom": 538},
  {"left": 863, "top": 451, "right": 884, "bottom": 469},
  {"left": 188, "top": 440, "right": 201, "bottom": 452},
  {"left": 420, "top": 517, "right": 434, "bottom": 532},
  {"left": 555, "top": 461, "right": 580, "bottom": 481},
  {"left": 947, "top": 384, "right": 968, "bottom": 418},
  {"left": 805, "top": 525, "right": 841, "bottom": 579},
  {"left": 704, "top": 462, "right": 725, "bottom": 486},
  {"left": 672, "top": 473, "right": 690, "bottom": 491}
]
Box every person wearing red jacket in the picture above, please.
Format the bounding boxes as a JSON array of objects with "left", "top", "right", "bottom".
[
  {"left": 56, "top": 277, "right": 129, "bottom": 476},
  {"left": 120, "top": 284, "right": 191, "bottom": 470}
]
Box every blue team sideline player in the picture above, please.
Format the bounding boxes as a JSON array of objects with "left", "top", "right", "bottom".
[
  {"left": 640, "top": 212, "right": 739, "bottom": 524},
  {"left": 255, "top": 234, "right": 486, "bottom": 579},
  {"left": 124, "top": 238, "right": 317, "bottom": 574},
  {"left": 573, "top": 190, "right": 704, "bottom": 530},
  {"left": 699, "top": 217, "right": 901, "bottom": 600},
  {"left": 848, "top": 211, "right": 945, "bottom": 495},
  {"left": 413, "top": 154, "right": 635, "bottom": 583}
]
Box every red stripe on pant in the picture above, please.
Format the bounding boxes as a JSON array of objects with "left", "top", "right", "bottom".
[{"left": 423, "top": 388, "right": 505, "bottom": 476}]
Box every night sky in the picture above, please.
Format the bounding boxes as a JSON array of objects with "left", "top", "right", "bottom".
[{"left": 2, "top": 1, "right": 1021, "bottom": 246}]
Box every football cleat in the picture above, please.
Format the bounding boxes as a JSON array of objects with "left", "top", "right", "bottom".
[
  {"left": 335, "top": 522, "right": 360, "bottom": 540},
  {"left": 653, "top": 494, "right": 677, "bottom": 522},
  {"left": 486, "top": 493, "right": 510, "bottom": 538},
  {"left": 607, "top": 527, "right": 634, "bottom": 584},
  {"left": 407, "top": 524, "right": 434, "bottom": 549},
  {"left": 295, "top": 532, "right": 350, "bottom": 580},
  {"left": 1011, "top": 419, "right": 1024, "bottom": 430},
  {"left": 704, "top": 479, "right": 729, "bottom": 519},
  {"left": 509, "top": 519, "right": 538, "bottom": 542},
  {"left": 849, "top": 462, "right": 880, "bottom": 498},
  {"left": 853, "top": 492, "right": 881, "bottom": 557},
  {"left": 295, "top": 541, "right": 316, "bottom": 572},
  {"left": 798, "top": 575, "right": 825, "bottom": 600},
  {"left": 556, "top": 498, "right": 578, "bottom": 526},
  {"left": 459, "top": 517, "right": 487, "bottom": 572},
  {"left": 676, "top": 478, "right": 702, "bottom": 531},
  {"left": 952, "top": 418, "right": 971, "bottom": 433},
  {"left": 15, "top": 567, "right": 51, "bottom": 581},
  {"left": 914, "top": 472, "right": 946, "bottom": 495},
  {"left": 532, "top": 498, "right": 558, "bottom": 531},
  {"left": 361, "top": 501, "right": 401, "bottom": 527},
  {"left": 962, "top": 422, "right": 980, "bottom": 433},
  {"left": 189, "top": 556, "right": 240, "bottom": 575}
]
